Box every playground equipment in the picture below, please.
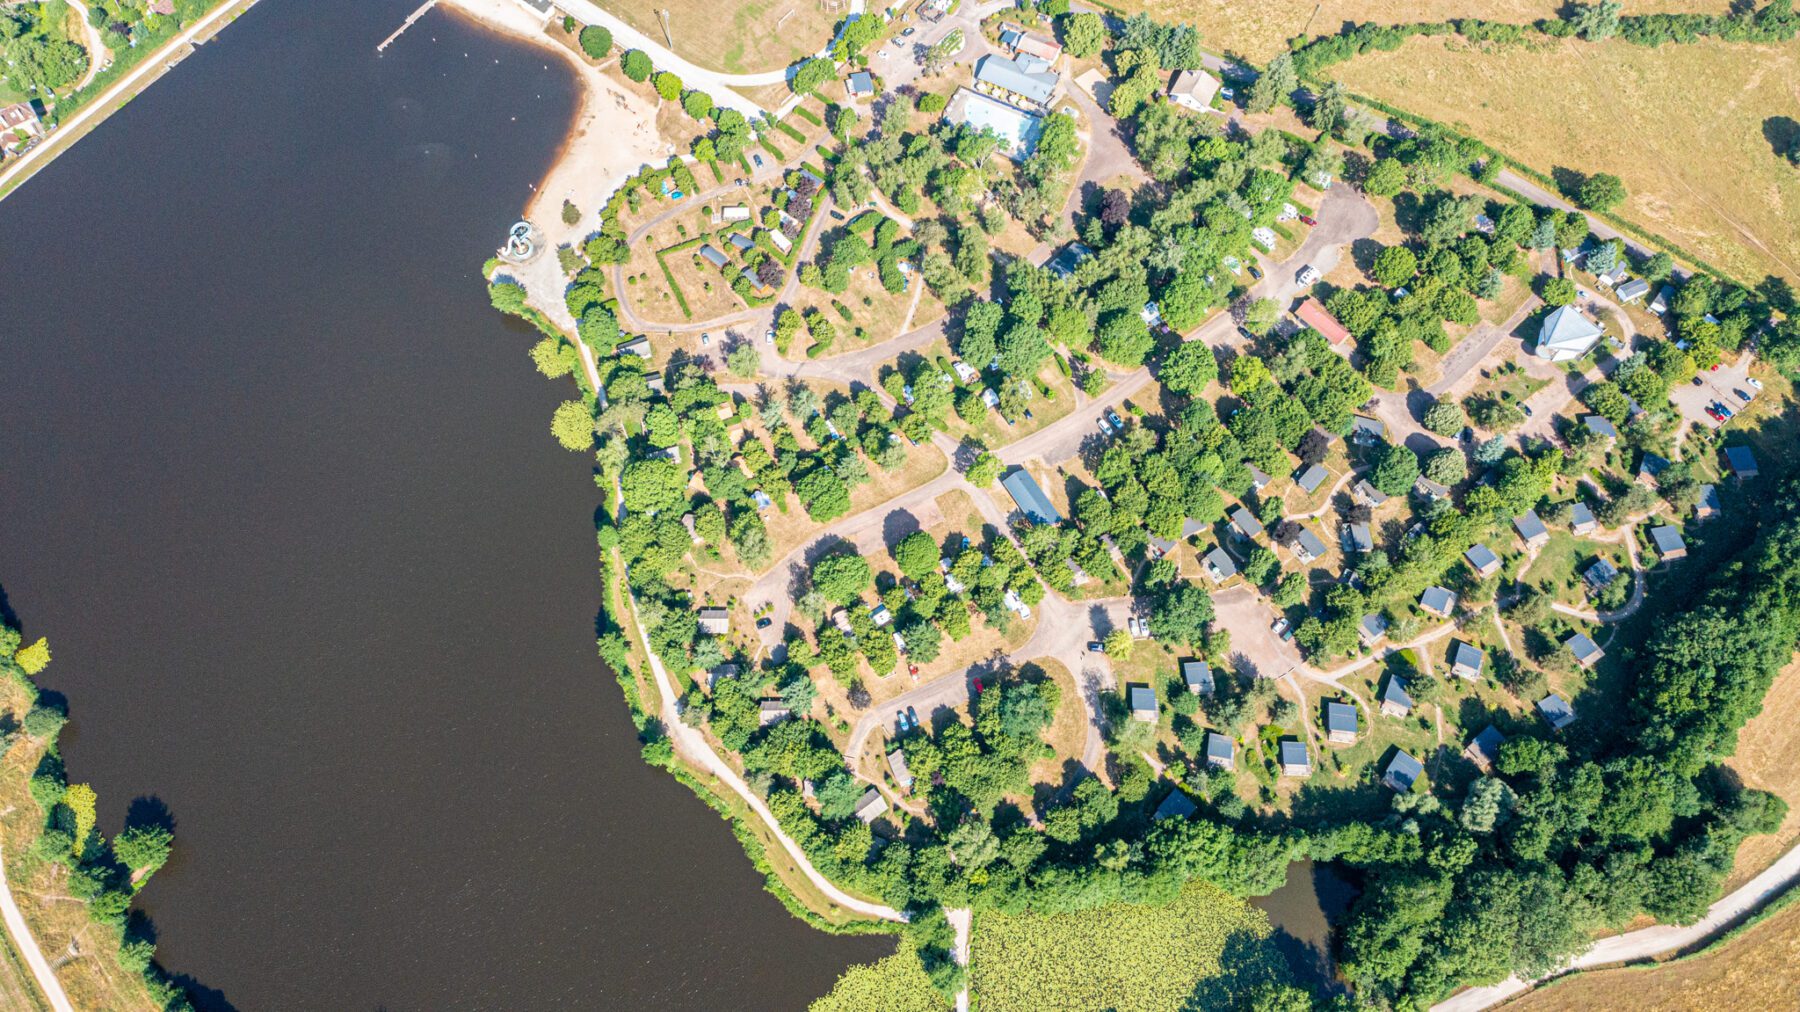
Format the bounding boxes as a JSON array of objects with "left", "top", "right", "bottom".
[{"left": 500, "top": 220, "right": 539, "bottom": 263}]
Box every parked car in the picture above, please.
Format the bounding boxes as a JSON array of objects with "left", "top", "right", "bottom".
[
  {"left": 1280, "top": 625, "right": 1295, "bottom": 642},
  {"left": 896, "top": 709, "right": 911, "bottom": 731},
  {"left": 1711, "top": 363, "right": 1722, "bottom": 371},
  {"left": 1238, "top": 326, "right": 1258, "bottom": 342},
  {"left": 1749, "top": 376, "right": 1764, "bottom": 390},
  {"left": 1705, "top": 406, "right": 1724, "bottom": 422},
  {"left": 764, "top": 329, "right": 775, "bottom": 344},
  {"left": 1692, "top": 376, "right": 1705, "bottom": 386},
  {"left": 1088, "top": 640, "right": 1105, "bottom": 653},
  {"left": 1460, "top": 426, "right": 1474, "bottom": 444},
  {"left": 755, "top": 616, "right": 772, "bottom": 629},
  {"left": 752, "top": 154, "right": 764, "bottom": 168},
  {"left": 1298, "top": 214, "right": 1318, "bottom": 227},
  {"left": 1734, "top": 388, "right": 1754, "bottom": 402},
  {"left": 908, "top": 663, "right": 920, "bottom": 677},
  {"left": 1247, "top": 264, "right": 1263, "bottom": 280},
  {"left": 1096, "top": 417, "right": 1112, "bottom": 436},
  {"left": 700, "top": 333, "right": 711, "bottom": 346},
  {"left": 906, "top": 706, "right": 920, "bottom": 728},
  {"left": 829, "top": 209, "right": 846, "bottom": 221},
  {"left": 1520, "top": 403, "right": 1533, "bottom": 417},
  {"left": 1296, "top": 264, "right": 1320, "bottom": 286},
  {"left": 1717, "top": 402, "right": 1736, "bottom": 420},
  {"left": 1106, "top": 409, "right": 1124, "bottom": 430},
  {"left": 972, "top": 678, "right": 984, "bottom": 696},
  {"left": 902, "top": 26, "right": 916, "bottom": 35},
  {"left": 1271, "top": 617, "right": 1291, "bottom": 637}
]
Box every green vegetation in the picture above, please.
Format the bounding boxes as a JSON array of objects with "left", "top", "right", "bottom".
[
  {"left": 810, "top": 948, "right": 948, "bottom": 1012},
  {"left": 970, "top": 880, "right": 1292, "bottom": 1010}
]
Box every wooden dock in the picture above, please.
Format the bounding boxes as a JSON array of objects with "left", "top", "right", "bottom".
[{"left": 376, "top": 0, "right": 438, "bottom": 54}]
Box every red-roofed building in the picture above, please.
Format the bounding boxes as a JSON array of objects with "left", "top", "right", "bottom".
[
  {"left": 1, "top": 103, "right": 43, "bottom": 141},
  {"left": 1295, "top": 298, "right": 1352, "bottom": 346}
]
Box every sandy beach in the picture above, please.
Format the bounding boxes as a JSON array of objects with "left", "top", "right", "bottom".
[{"left": 442, "top": 0, "right": 673, "bottom": 330}]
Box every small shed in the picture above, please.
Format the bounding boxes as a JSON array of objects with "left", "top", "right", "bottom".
[
  {"left": 1353, "top": 479, "right": 1390, "bottom": 508},
  {"left": 1182, "top": 660, "right": 1214, "bottom": 696},
  {"left": 1450, "top": 640, "right": 1485, "bottom": 681},
  {"left": 1350, "top": 415, "right": 1387, "bottom": 443},
  {"left": 1567, "top": 631, "right": 1604, "bottom": 669},
  {"left": 846, "top": 70, "right": 875, "bottom": 97},
  {"left": 1248, "top": 466, "right": 1272, "bottom": 492},
  {"left": 1725, "top": 445, "right": 1760, "bottom": 479},
  {"left": 1383, "top": 750, "right": 1424, "bottom": 792},
  {"left": 1344, "top": 522, "right": 1374, "bottom": 554},
  {"left": 1292, "top": 528, "right": 1329, "bottom": 563},
  {"left": 1570, "top": 501, "right": 1598, "bottom": 535},
  {"left": 759, "top": 700, "right": 792, "bottom": 726},
  {"left": 1464, "top": 543, "right": 1501, "bottom": 577},
  {"left": 1154, "top": 786, "right": 1198, "bottom": 821},
  {"left": 853, "top": 787, "right": 889, "bottom": 824},
  {"left": 698, "top": 607, "right": 730, "bottom": 635},
  {"left": 1583, "top": 415, "right": 1619, "bottom": 439},
  {"left": 1420, "top": 586, "right": 1458, "bottom": 618},
  {"left": 1514, "top": 510, "right": 1550, "bottom": 549},
  {"left": 887, "top": 749, "right": 914, "bottom": 791},
  {"left": 1203, "top": 547, "right": 1238, "bottom": 583},
  {"left": 1695, "top": 484, "right": 1721, "bottom": 521},
  {"left": 1379, "top": 674, "right": 1413, "bottom": 718},
  {"left": 1127, "top": 684, "right": 1158, "bottom": 722},
  {"left": 1295, "top": 464, "right": 1329, "bottom": 494},
  {"left": 1650, "top": 524, "right": 1687, "bottom": 560},
  {"left": 1538, "top": 693, "right": 1577, "bottom": 730},
  {"left": 1204, "top": 732, "right": 1235, "bottom": 769},
  {"left": 1584, "top": 557, "right": 1620, "bottom": 590},
  {"left": 1464, "top": 725, "right": 1505, "bottom": 771},
  {"left": 1359, "top": 612, "right": 1389, "bottom": 646},
  {"left": 1324, "top": 700, "right": 1359, "bottom": 744},
  {"left": 1229, "top": 506, "right": 1264, "bottom": 540},
  {"left": 1278, "top": 740, "right": 1312, "bottom": 777}
]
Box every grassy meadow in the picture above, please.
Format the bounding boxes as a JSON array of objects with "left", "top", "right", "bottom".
[
  {"left": 593, "top": 0, "right": 838, "bottom": 74},
  {"left": 1328, "top": 34, "right": 1800, "bottom": 287}
]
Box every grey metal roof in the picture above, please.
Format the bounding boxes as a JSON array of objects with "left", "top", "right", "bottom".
[
  {"left": 1465, "top": 543, "right": 1500, "bottom": 572},
  {"left": 1467, "top": 725, "right": 1505, "bottom": 764},
  {"left": 1229, "top": 506, "right": 1264, "bottom": 538},
  {"left": 1514, "top": 510, "right": 1548, "bottom": 542},
  {"left": 1651, "top": 524, "right": 1686, "bottom": 555},
  {"left": 973, "top": 54, "right": 1060, "bottom": 105},
  {"left": 1295, "top": 528, "right": 1328, "bottom": 560},
  {"left": 1583, "top": 415, "right": 1619, "bottom": 438},
  {"left": 1204, "top": 547, "right": 1238, "bottom": 579},
  {"left": 1279, "top": 739, "right": 1310, "bottom": 772},
  {"left": 847, "top": 70, "right": 875, "bottom": 94},
  {"left": 1584, "top": 557, "right": 1619, "bottom": 587},
  {"left": 1380, "top": 674, "right": 1413, "bottom": 710},
  {"left": 1538, "top": 693, "right": 1576, "bottom": 729},
  {"left": 1420, "top": 586, "right": 1457, "bottom": 615},
  {"left": 1725, "top": 445, "right": 1759, "bottom": 476},
  {"left": 1000, "top": 468, "right": 1062, "bottom": 524},
  {"left": 1205, "top": 732, "right": 1234, "bottom": 764},
  {"left": 1360, "top": 612, "right": 1388, "bottom": 640},
  {"left": 1154, "top": 786, "right": 1197, "bottom": 820},
  {"left": 1182, "top": 660, "right": 1213, "bottom": 693},
  {"left": 1696, "top": 484, "right": 1722, "bottom": 517},
  {"left": 1324, "top": 700, "right": 1358, "bottom": 736},
  {"left": 1248, "top": 465, "right": 1272, "bottom": 490},
  {"left": 1384, "top": 750, "right": 1423, "bottom": 791},
  {"left": 1350, "top": 415, "right": 1386, "bottom": 440},
  {"left": 1296, "top": 464, "right": 1328, "bottom": 493},
  {"left": 1616, "top": 279, "right": 1651, "bottom": 302},
  {"left": 1567, "top": 632, "right": 1603, "bottom": 664},
  {"left": 1128, "top": 684, "right": 1157, "bottom": 714},
  {"left": 698, "top": 244, "right": 729, "bottom": 267},
  {"left": 1346, "top": 523, "right": 1373, "bottom": 553},
  {"left": 1353, "top": 479, "right": 1389, "bottom": 506},
  {"left": 1452, "top": 641, "right": 1485, "bottom": 675},
  {"left": 1571, "top": 502, "right": 1596, "bottom": 529}
]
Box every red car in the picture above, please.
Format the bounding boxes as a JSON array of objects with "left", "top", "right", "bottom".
[
  {"left": 972, "top": 678, "right": 983, "bottom": 696},
  {"left": 1298, "top": 214, "right": 1318, "bottom": 226}
]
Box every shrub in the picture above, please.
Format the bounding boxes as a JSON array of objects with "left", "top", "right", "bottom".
[{"left": 578, "top": 24, "right": 612, "bottom": 59}]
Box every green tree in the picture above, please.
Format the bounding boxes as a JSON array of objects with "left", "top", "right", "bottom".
[
  {"left": 1540, "top": 276, "right": 1578, "bottom": 307},
  {"left": 112, "top": 824, "right": 174, "bottom": 876},
  {"left": 727, "top": 342, "right": 760, "bottom": 378},
  {"left": 1371, "top": 245, "right": 1418, "bottom": 288},
  {"left": 1575, "top": 172, "right": 1627, "bottom": 211},
  {"left": 1363, "top": 158, "right": 1406, "bottom": 198},
  {"left": 64, "top": 783, "right": 97, "bottom": 858},
  {"left": 682, "top": 90, "right": 714, "bottom": 120},
  {"left": 578, "top": 24, "right": 612, "bottom": 58},
  {"left": 1247, "top": 53, "right": 1296, "bottom": 114},
  {"left": 893, "top": 531, "right": 940, "bottom": 580},
  {"left": 1159, "top": 340, "right": 1218, "bottom": 396},
  {"left": 653, "top": 71, "right": 684, "bottom": 102},
  {"left": 621, "top": 49, "right": 653, "bottom": 82},
  {"left": 1423, "top": 398, "right": 1464, "bottom": 436},
  {"left": 1242, "top": 298, "right": 1280, "bottom": 336},
  {"left": 1424, "top": 447, "right": 1467, "bottom": 485},
  {"left": 1061, "top": 11, "right": 1105, "bottom": 58},
  {"left": 1372, "top": 443, "right": 1420, "bottom": 496},
  {"left": 813, "top": 553, "right": 873, "bottom": 604},
  {"left": 792, "top": 57, "right": 833, "bottom": 95},
  {"left": 488, "top": 280, "right": 527, "bottom": 314}
]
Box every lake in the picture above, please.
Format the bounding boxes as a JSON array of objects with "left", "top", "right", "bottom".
[
  {"left": 0, "top": 0, "right": 888, "bottom": 1007},
  {"left": 1252, "top": 860, "right": 1358, "bottom": 992}
]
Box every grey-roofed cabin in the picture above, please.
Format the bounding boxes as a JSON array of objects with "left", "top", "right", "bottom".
[
  {"left": 1324, "top": 700, "right": 1358, "bottom": 744},
  {"left": 1725, "top": 445, "right": 1759, "bottom": 479},
  {"left": 1650, "top": 524, "right": 1687, "bottom": 560},
  {"left": 1464, "top": 725, "right": 1505, "bottom": 771},
  {"left": 698, "top": 607, "right": 730, "bottom": 635},
  {"left": 1695, "top": 484, "right": 1721, "bottom": 521},
  {"left": 1350, "top": 415, "right": 1386, "bottom": 442},
  {"left": 1203, "top": 546, "right": 1238, "bottom": 583},
  {"left": 1295, "top": 464, "right": 1328, "bottom": 494},
  {"left": 1420, "top": 585, "right": 1458, "bottom": 618},
  {"left": 1182, "top": 660, "right": 1214, "bottom": 696},
  {"left": 1154, "top": 786, "right": 1197, "bottom": 821},
  {"left": 1584, "top": 557, "right": 1619, "bottom": 590},
  {"left": 1570, "top": 501, "right": 1597, "bottom": 535},
  {"left": 1379, "top": 674, "right": 1413, "bottom": 717},
  {"left": 1000, "top": 468, "right": 1063, "bottom": 524},
  {"left": 1583, "top": 415, "right": 1618, "bottom": 439},
  {"left": 1229, "top": 506, "right": 1264, "bottom": 539},
  {"left": 1204, "top": 732, "right": 1234, "bottom": 769},
  {"left": 1358, "top": 612, "right": 1388, "bottom": 646},
  {"left": 1352, "top": 479, "right": 1389, "bottom": 507},
  {"left": 1127, "top": 684, "right": 1158, "bottom": 721},
  {"left": 1567, "top": 631, "right": 1604, "bottom": 669},
  {"left": 1538, "top": 693, "right": 1577, "bottom": 730},
  {"left": 1450, "top": 640, "right": 1485, "bottom": 681},
  {"left": 853, "top": 787, "right": 889, "bottom": 824},
  {"left": 1513, "top": 510, "right": 1549, "bottom": 548},
  {"left": 1464, "top": 543, "right": 1501, "bottom": 576},
  {"left": 1292, "top": 528, "right": 1328, "bottom": 563},
  {"left": 1383, "top": 750, "right": 1423, "bottom": 792},
  {"left": 1279, "top": 739, "right": 1312, "bottom": 777},
  {"left": 888, "top": 749, "right": 914, "bottom": 791},
  {"left": 1344, "top": 522, "right": 1374, "bottom": 553}
]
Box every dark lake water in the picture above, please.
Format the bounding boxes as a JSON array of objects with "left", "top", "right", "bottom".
[
  {"left": 1251, "top": 860, "right": 1357, "bottom": 992},
  {"left": 0, "top": 1, "right": 888, "bottom": 1007}
]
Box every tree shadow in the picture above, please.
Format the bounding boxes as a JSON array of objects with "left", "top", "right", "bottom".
[
  {"left": 1762, "top": 115, "right": 1800, "bottom": 163},
  {"left": 880, "top": 508, "right": 925, "bottom": 554},
  {"left": 1179, "top": 928, "right": 1306, "bottom": 1009}
]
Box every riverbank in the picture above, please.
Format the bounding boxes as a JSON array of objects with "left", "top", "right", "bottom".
[{"left": 0, "top": 0, "right": 263, "bottom": 203}]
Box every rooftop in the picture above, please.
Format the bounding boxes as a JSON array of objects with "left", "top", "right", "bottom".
[
  {"left": 942, "top": 87, "right": 1045, "bottom": 161},
  {"left": 973, "top": 53, "right": 1061, "bottom": 106},
  {"left": 1651, "top": 524, "right": 1686, "bottom": 556},
  {"left": 1295, "top": 464, "right": 1328, "bottom": 493},
  {"left": 1000, "top": 468, "right": 1062, "bottom": 524},
  {"left": 1295, "top": 298, "right": 1352, "bottom": 345},
  {"left": 1324, "top": 700, "right": 1358, "bottom": 737},
  {"left": 1384, "top": 750, "right": 1424, "bottom": 791}
]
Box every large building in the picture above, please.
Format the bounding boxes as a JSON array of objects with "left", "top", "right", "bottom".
[
  {"left": 1000, "top": 468, "right": 1062, "bottom": 524},
  {"left": 972, "top": 53, "right": 1061, "bottom": 108},
  {"left": 1167, "top": 69, "right": 1221, "bottom": 112},
  {"left": 941, "top": 87, "right": 1045, "bottom": 161},
  {"left": 1533, "top": 306, "right": 1603, "bottom": 362}
]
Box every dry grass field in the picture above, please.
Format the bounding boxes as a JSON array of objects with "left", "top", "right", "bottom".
[
  {"left": 1507, "top": 897, "right": 1800, "bottom": 1011},
  {"left": 1329, "top": 34, "right": 1800, "bottom": 286},
  {"left": 595, "top": 0, "right": 838, "bottom": 74},
  {"left": 1723, "top": 655, "right": 1800, "bottom": 890},
  {"left": 1124, "top": 0, "right": 1721, "bottom": 61}
]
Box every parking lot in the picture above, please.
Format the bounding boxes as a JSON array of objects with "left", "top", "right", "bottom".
[{"left": 1667, "top": 351, "right": 1761, "bottom": 431}]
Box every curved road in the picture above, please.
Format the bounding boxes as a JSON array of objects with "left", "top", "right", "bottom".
[
  {"left": 0, "top": 845, "right": 76, "bottom": 1012},
  {"left": 1433, "top": 841, "right": 1800, "bottom": 1011},
  {"left": 67, "top": 0, "right": 111, "bottom": 92}
]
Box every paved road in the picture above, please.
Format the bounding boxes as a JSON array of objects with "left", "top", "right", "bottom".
[
  {"left": 0, "top": 844, "right": 76, "bottom": 1012},
  {"left": 1432, "top": 841, "right": 1800, "bottom": 1011},
  {"left": 0, "top": 0, "right": 263, "bottom": 203}
]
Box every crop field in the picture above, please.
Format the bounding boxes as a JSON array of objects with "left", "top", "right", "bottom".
[
  {"left": 1122, "top": 0, "right": 1720, "bottom": 61},
  {"left": 595, "top": 0, "right": 838, "bottom": 74},
  {"left": 809, "top": 946, "right": 949, "bottom": 1011},
  {"left": 969, "top": 880, "right": 1290, "bottom": 1010},
  {"left": 1329, "top": 35, "right": 1800, "bottom": 286},
  {"left": 1508, "top": 893, "right": 1800, "bottom": 1011},
  {"left": 1724, "top": 655, "right": 1800, "bottom": 889}
]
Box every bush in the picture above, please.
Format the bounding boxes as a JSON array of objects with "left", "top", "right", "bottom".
[
  {"left": 918, "top": 92, "right": 947, "bottom": 113},
  {"left": 1540, "top": 276, "right": 1578, "bottom": 307},
  {"left": 621, "top": 49, "right": 653, "bottom": 82}
]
